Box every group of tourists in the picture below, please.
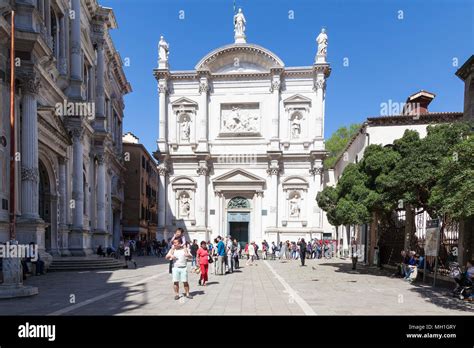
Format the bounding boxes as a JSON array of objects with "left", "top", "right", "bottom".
[{"left": 269, "top": 239, "right": 334, "bottom": 262}]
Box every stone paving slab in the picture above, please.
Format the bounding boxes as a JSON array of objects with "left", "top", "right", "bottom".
[{"left": 0, "top": 256, "right": 472, "bottom": 315}]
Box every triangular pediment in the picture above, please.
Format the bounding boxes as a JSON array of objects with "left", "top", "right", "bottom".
[
  {"left": 213, "top": 168, "right": 265, "bottom": 183},
  {"left": 283, "top": 94, "right": 312, "bottom": 105},
  {"left": 171, "top": 97, "right": 198, "bottom": 106}
]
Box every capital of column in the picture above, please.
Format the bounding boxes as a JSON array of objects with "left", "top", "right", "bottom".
[
  {"left": 96, "top": 153, "right": 107, "bottom": 165},
  {"left": 313, "top": 78, "right": 326, "bottom": 92},
  {"left": 197, "top": 161, "right": 209, "bottom": 176},
  {"left": 198, "top": 80, "right": 209, "bottom": 94},
  {"left": 158, "top": 80, "right": 168, "bottom": 94},
  {"left": 21, "top": 167, "right": 39, "bottom": 183},
  {"left": 255, "top": 190, "right": 264, "bottom": 197},
  {"left": 269, "top": 79, "right": 281, "bottom": 93},
  {"left": 18, "top": 69, "right": 41, "bottom": 95},
  {"left": 70, "top": 127, "right": 85, "bottom": 142},
  {"left": 266, "top": 160, "right": 280, "bottom": 176},
  {"left": 92, "top": 22, "right": 106, "bottom": 47},
  {"left": 158, "top": 161, "right": 169, "bottom": 176}
]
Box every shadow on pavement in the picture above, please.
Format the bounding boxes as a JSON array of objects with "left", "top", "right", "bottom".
[{"left": 316, "top": 260, "right": 474, "bottom": 313}]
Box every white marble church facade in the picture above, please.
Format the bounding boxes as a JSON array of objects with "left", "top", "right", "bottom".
[{"left": 155, "top": 10, "right": 331, "bottom": 244}]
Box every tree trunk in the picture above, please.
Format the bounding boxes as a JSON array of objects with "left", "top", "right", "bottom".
[
  {"left": 459, "top": 216, "right": 474, "bottom": 266},
  {"left": 368, "top": 211, "right": 378, "bottom": 265},
  {"left": 404, "top": 205, "right": 415, "bottom": 251}
]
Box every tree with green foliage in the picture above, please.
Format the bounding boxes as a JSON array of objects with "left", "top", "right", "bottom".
[{"left": 324, "top": 123, "right": 361, "bottom": 168}]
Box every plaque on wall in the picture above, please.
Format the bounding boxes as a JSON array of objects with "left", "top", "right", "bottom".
[{"left": 219, "top": 103, "right": 261, "bottom": 137}]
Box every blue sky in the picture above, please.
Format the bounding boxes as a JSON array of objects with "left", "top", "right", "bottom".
[{"left": 102, "top": 0, "right": 473, "bottom": 153}]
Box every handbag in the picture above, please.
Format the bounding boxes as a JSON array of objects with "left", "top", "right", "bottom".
[{"left": 208, "top": 254, "right": 213, "bottom": 263}]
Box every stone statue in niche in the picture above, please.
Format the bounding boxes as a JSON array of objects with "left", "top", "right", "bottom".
[
  {"left": 291, "top": 115, "right": 302, "bottom": 139},
  {"left": 181, "top": 118, "right": 190, "bottom": 141},
  {"left": 179, "top": 192, "right": 191, "bottom": 218},
  {"left": 289, "top": 193, "right": 301, "bottom": 218}
]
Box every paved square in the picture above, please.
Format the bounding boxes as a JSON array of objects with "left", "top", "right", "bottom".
[{"left": 0, "top": 257, "right": 472, "bottom": 315}]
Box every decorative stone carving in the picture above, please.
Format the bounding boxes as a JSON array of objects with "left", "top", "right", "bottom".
[
  {"left": 197, "top": 162, "right": 209, "bottom": 176},
  {"left": 313, "top": 79, "right": 326, "bottom": 91},
  {"left": 158, "top": 162, "right": 169, "bottom": 176},
  {"left": 267, "top": 161, "right": 280, "bottom": 176},
  {"left": 96, "top": 153, "right": 106, "bottom": 165},
  {"left": 70, "top": 128, "right": 84, "bottom": 141},
  {"left": 21, "top": 167, "right": 39, "bottom": 183},
  {"left": 309, "top": 166, "right": 323, "bottom": 176},
  {"left": 19, "top": 71, "right": 41, "bottom": 95},
  {"left": 228, "top": 196, "right": 250, "bottom": 209},
  {"left": 158, "top": 83, "right": 168, "bottom": 94},
  {"left": 221, "top": 104, "right": 259, "bottom": 134},
  {"left": 269, "top": 79, "right": 281, "bottom": 93},
  {"left": 199, "top": 81, "right": 209, "bottom": 94}
]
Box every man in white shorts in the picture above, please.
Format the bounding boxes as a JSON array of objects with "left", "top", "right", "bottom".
[{"left": 166, "top": 237, "right": 192, "bottom": 300}]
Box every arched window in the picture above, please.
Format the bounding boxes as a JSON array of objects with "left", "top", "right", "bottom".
[{"left": 228, "top": 196, "right": 250, "bottom": 209}]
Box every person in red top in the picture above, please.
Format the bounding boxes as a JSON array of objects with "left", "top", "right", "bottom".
[{"left": 197, "top": 241, "right": 210, "bottom": 286}]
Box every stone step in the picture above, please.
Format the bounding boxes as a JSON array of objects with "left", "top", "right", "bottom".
[{"left": 49, "top": 257, "right": 125, "bottom": 272}]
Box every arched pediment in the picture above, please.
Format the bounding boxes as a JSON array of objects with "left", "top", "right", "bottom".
[
  {"left": 171, "top": 176, "right": 197, "bottom": 191},
  {"left": 282, "top": 176, "right": 309, "bottom": 191},
  {"left": 195, "top": 44, "right": 284, "bottom": 74}
]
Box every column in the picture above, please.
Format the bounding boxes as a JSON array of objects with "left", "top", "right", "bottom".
[
  {"left": 96, "top": 153, "right": 106, "bottom": 231},
  {"left": 311, "top": 159, "right": 323, "bottom": 228},
  {"left": 196, "top": 161, "right": 208, "bottom": 228},
  {"left": 58, "top": 157, "right": 70, "bottom": 255},
  {"left": 58, "top": 16, "right": 67, "bottom": 75},
  {"left": 158, "top": 162, "right": 168, "bottom": 230},
  {"left": 157, "top": 79, "right": 168, "bottom": 152},
  {"left": 94, "top": 24, "right": 105, "bottom": 121},
  {"left": 254, "top": 190, "right": 263, "bottom": 241},
  {"left": 19, "top": 71, "right": 41, "bottom": 220},
  {"left": 270, "top": 74, "right": 281, "bottom": 148},
  {"left": 71, "top": 128, "right": 84, "bottom": 229},
  {"left": 215, "top": 190, "right": 222, "bottom": 240},
  {"left": 70, "top": 0, "right": 82, "bottom": 81},
  {"left": 267, "top": 160, "right": 280, "bottom": 228},
  {"left": 314, "top": 74, "right": 326, "bottom": 138},
  {"left": 58, "top": 158, "right": 67, "bottom": 226},
  {"left": 198, "top": 77, "right": 209, "bottom": 151}
]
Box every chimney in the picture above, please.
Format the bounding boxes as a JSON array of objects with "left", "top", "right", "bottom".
[{"left": 402, "top": 90, "right": 436, "bottom": 116}]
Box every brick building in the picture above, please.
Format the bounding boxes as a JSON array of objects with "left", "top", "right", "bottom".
[{"left": 122, "top": 133, "right": 158, "bottom": 241}]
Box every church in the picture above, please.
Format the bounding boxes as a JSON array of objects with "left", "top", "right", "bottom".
[{"left": 154, "top": 9, "right": 332, "bottom": 245}]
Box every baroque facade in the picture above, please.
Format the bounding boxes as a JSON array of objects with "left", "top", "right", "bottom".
[
  {"left": 0, "top": 0, "right": 131, "bottom": 261},
  {"left": 154, "top": 10, "right": 332, "bottom": 244}
]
